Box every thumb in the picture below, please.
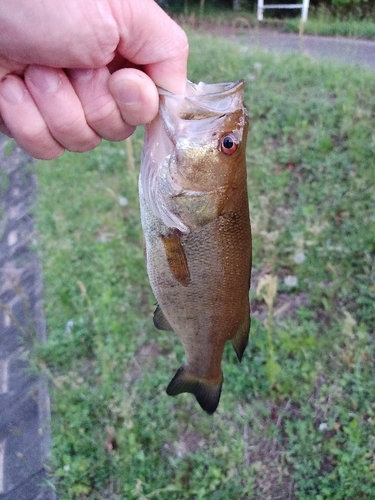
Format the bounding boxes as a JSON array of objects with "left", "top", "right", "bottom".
[{"left": 115, "top": 0, "right": 188, "bottom": 95}]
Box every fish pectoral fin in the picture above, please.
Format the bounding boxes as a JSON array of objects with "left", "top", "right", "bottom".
[
  {"left": 153, "top": 305, "right": 174, "bottom": 332},
  {"left": 160, "top": 233, "right": 190, "bottom": 287},
  {"left": 231, "top": 315, "right": 250, "bottom": 362},
  {"left": 166, "top": 366, "right": 223, "bottom": 415}
]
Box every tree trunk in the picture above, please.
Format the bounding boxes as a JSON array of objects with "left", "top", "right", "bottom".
[{"left": 200, "top": 0, "right": 205, "bottom": 16}]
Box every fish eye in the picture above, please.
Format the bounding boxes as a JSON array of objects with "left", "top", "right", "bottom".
[{"left": 220, "top": 134, "right": 238, "bottom": 155}]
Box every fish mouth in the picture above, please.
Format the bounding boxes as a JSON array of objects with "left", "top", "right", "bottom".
[
  {"left": 158, "top": 80, "right": 245, "bottom": 120},
  {"left": 158, "top": 80, "right": 244, "bottom": 98}
]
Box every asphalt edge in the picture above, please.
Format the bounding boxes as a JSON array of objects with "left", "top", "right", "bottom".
[{"left": 0, "top": 135, "right": 56, "bottom": 500}]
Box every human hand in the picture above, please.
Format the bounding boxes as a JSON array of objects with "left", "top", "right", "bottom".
[{"left": 0, "top": 0, "right": 188, "bottom": 159}]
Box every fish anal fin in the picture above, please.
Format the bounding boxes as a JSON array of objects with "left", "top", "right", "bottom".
[
  {"left": 231, "top": 315, "right": 250, "bottom": 362},
  {"left": 153, "top": 305, "right": 174, "bottom": 332},
  {"left": 166, "top": 366, "right": 223, "bottom": 415},
  {"left": 160, "top": 233, "right": 190, "bottom": 287}
]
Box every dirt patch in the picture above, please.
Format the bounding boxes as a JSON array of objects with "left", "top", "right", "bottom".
[
  {"left": 163, "top": 429, "right": 206, "bottom": 458},
  {"left": 251, "top": 269, "right": 310, "bottom": 323}
]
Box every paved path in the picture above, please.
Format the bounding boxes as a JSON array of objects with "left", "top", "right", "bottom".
[
  {"left": 243, "top": 29, "right": 375, "bottom": 70},
  {"left": 203, "top": 25, "right": 375, "bottom": 71},
  {"left": 0, "top": 136, "right": 55, "bottom": 500},
  {"left": 0, "top": 27, "right": 375, "bottom": 500}
]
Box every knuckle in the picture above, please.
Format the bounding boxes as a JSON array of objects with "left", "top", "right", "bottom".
[
  {"left": 124, "top": 106, "right": 155, "bottom": 127},
  {"left": 13, "top": 124, "right": 63, "bottom": 159},
  {"left": 51, "top": 114, "right": 82, "bottom": 136},
  {"left": 84, "top": 98, "right": 115, "bottom": 125},
  {"left": 83, "top": 99, "right": 134, "bottom": 141},
  {"left": 16, "top": 120, "right": 50, "bottom": 144},
  {"left": 50, "top": 114, "right": 100, "bottom": 151},
  {"left": 36, "top": 145, "right": 64, "bottom": 160},
  {"left": 66, "top": 134, "right": 101, "bottom": 153}
]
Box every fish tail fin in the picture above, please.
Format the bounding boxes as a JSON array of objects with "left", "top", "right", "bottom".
[
  {"left": 166, "top": 366, "right": 223, "bottom": 415},
  {"left": 231, "top": 315, "right": 250, "bottom": 362}
]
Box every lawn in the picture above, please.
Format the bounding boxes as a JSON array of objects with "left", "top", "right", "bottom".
[
  {"left": 171, "top": 5, "right": 375, "bottom": 40},
  {"left": 34, "top": 32, "right": 375, "bottom": 499},
  {"left": 284, "top": 16, "right": 375, "bottom": 39}
]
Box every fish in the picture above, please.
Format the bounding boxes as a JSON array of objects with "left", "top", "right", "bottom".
[{"left": 139, "top": 80, "right": 251, "bottom": 414}]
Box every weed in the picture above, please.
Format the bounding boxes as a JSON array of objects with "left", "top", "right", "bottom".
[{"left": 256, "top": 274, "right": 280, "bottom": 385}]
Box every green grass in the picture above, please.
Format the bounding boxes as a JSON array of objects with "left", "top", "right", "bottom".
[
  {"left": 34, "top": 33, "right": 375, "bottom": 499},
  {"left": 284, "top": 16, "right": 375, "bottom": 39},
  {"left": 170, "top": 4, "right": 375, "bottom": 40}
]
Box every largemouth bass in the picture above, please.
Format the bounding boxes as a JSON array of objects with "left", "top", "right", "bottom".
[{"left": 139, "top": 80, "right": 251, "bottom": 414}]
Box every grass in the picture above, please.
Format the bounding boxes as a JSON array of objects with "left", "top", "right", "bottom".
[
  {"left": 34, "top": 32, "right": 375, "bottom": 499},
  {"left": 169, "top": 4, "right": 375, "bottom": 40},
  {"left": 284, "top": 16, "right": 375, "bottom": 39}
]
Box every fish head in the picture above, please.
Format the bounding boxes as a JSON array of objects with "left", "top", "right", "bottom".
[{"left": 141, "top": 80, "right": 248, "bottom": 233}]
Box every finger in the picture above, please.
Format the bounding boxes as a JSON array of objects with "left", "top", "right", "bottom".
[
  {"left": 0, "top": 75, "right": 64, "bottom": 159},
  {"left": 0, "top": 0, "right": 119, "bottom": 68},
  {"left": 109, "top": 68, "right": 159, "bottom": 126},
  {"left": 0, "top": 59, "right": 26, "bottom": 81},
  {"left": 0, "top": 115, "right": 12, "bottom": 137},
  {"left": 24, "top": 65, "right": 101, "bottom": 152},
  {"left": 117, "top": 0, "right": 188, "bottom": 94},
  {"left": 67, "top": 67, "right": 135, "bottom": 141}
]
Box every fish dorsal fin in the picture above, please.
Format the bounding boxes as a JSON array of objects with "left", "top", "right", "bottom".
[
  {"left": 166, "top": 366, "right": 223, "bottom": 415},
  {"left": 231, "top": 315, "right": 250, "bottom": 362},
  {"left": 153, "top": 305, "right": 174, "bottom": 332},
  {"left": 160, "top": 233, "right": 190, "bottom": 287}
]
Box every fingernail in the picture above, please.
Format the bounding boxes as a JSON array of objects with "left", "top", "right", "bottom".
[
  {"left": 68, "top": 68, "right": 94, "bottom": 83},
  {"left": 112, "top": 79, "right": 140, "bottom": 105},
  {"left": 27, "top": 66, "right": 62, "bottom": 93},
  {"left": 0, "top": 77, "right": 26, "bottom": 104}
]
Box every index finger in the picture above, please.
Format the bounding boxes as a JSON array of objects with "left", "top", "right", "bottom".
[{"left": 115, "top": 0, "right": 188, "bottom": 95}]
